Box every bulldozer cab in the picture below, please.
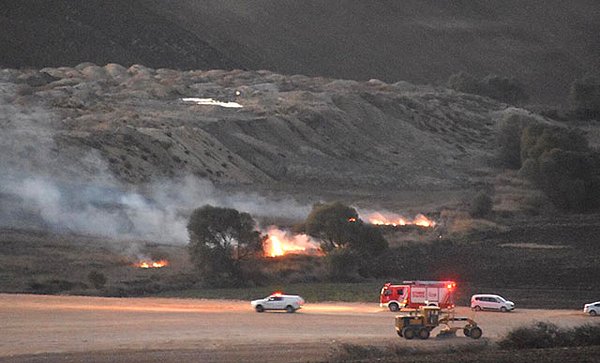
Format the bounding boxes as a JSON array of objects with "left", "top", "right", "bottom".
[{"left": 422, "top": 306, "right": 440, "bottom": 325}]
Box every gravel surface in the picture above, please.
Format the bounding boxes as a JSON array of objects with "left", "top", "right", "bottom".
[{"left": 0, "top": 294, "right": 593, "bottom": 362}]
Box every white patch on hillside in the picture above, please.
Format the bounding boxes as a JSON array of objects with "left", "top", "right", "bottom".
[{"left": 181, "top": 98, "right": 243, "bottom": 108}]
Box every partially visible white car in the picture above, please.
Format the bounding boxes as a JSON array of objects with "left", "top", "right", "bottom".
[
  {"left": 583, "top": 301, "right": 600, "bottom": 316},
  {"left": 471, "top": 294, "right": 515, "bottom": 312},
  {"left": 251, "top": 293, "right": 305, "bottom": 313}
]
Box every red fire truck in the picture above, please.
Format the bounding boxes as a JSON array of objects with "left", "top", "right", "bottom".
[{"left": 380, "top": 281, "right": 456, "bottom": 311}]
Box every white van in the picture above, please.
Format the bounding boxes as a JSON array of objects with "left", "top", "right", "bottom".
[{"left": 471, "top": 294, "right": 515, "bottom": 312}]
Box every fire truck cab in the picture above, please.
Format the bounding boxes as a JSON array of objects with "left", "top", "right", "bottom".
[{"left": 380, "top": 280, "right": 456, "bottom": 312}]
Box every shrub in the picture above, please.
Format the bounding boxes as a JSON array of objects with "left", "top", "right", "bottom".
[
  {"left": 572, "top": 324, "right": 600, "bottom": 346},
  {"left": 325, "top": 249, "right": 361, "bottom": 282},
  {"left": 480, "top": 74, "right": 529, "bottom": 104},
  {"left": 570, "top": 76, "right": 600, "bottom": 120},
  {"left": 448, "top": 72, "right": 528, "bottom": 104},
  {"left": 499, "top": 322, "right": 600, "bottom": 349},
  {"left": 469, "top": 191, "right": 493, "bottom": 218},
  {"left": 447, "top": 71, "right": 480, "bottom": 95},
  {"left": 330, "top": 343, "right": 391, "bottom": 362},
  {"left": 28, "top": 279, "right": 77, "bottom": 294},
  {"left": 499, "top": 321, "right": 566, "bottom": 349},
  {"left": 88, "top": 270, "right": 107, "bottom": 289},
  {"left": 495, "top": 113, "right": 537, "bottom": 169}
]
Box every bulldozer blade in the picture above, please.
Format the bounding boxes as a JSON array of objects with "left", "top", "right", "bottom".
[{"left": 436, "top": 329, "right": 458, "bottom": 338}]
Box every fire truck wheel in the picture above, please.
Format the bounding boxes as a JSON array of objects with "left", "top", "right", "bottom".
[
  {"left": 402, "top": 327, "right": 416, "bottom": 340},
  {"left": 285, "top": 305, "right": 296, "bottom": 313},
  {"left": 389, "top": 303, "right": 400, "bottom": 312},
  {"left": 418, "top": 327, "right": 430, "bottom": 340},
  {"left": 469, "top": 327, "right": 482, "bottom": 339},
  {"left": 255, "top": 305, "right": 264, "bottom": 313}
]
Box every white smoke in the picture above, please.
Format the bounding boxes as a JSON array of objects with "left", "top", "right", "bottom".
[
  {"left": 0, "top": 84, "right": 311, "bottom": 244},
  {"left": 1, "top": 174, "right": 311, "bottom": 244}
]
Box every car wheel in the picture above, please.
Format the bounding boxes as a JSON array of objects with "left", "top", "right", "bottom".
[
  {"left": 402, "top": 327, "right": 416, "bottom": 340},
  {"left": 285, "top": 305, "right": 295, "bottom": 313},
  {"left": 463, "top": 328, "right": 471, "bottom": 337},
  {"left": 473, "top": 305, "right": 482, "bottom": 311},
  {"left": 255, "top": 305, "right": 264, "bottom": 313},
  {"left": 590, "top": 310, "right": 597, "bottom": 316},
  {"left": 469, "top": 327, "right": 483, "bottom": 339},
  {"left": 418, "top": 327, "right": 430, "bottom": 340},
  {"left": 389, "top": 303, "right": 400, "bottom": 312},
  {"left": 500, "top": 306, "right": 508, "bottom": 312}
]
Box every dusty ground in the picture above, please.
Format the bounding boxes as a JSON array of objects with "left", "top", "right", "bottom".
[{"left": 0, "top": 294, "right": 593, "bottom": 362}]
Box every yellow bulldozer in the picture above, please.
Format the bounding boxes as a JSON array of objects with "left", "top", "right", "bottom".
[{"left": 395, "top": 306, "right": 482, "bottom": 340}]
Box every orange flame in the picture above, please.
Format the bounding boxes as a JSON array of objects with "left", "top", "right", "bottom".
[
  {"left": 362, "top": 211, "right": 436, "bottom": 228},
  {"left": 263, "top": 227, "right": 322, "bottom": 258},
  {"left": 134, "top": 259, "right": 169, "bottom": 268}
]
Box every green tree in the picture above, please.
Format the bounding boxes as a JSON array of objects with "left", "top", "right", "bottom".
[
  {"left": 304, "top": 202, "right": 359, "bottom": 252},
  {"left": 520, "top": 124, "right": 588, "bottom": 163},
  {"left": 517, "top": 122, "right": 600, "bottom": 212},
  {"left": 537, "top": 149, "right": 600, "bottom": 211},
  {"left": 304, "top": 202, "right": 387, "bottom": 256},
  {"left": 187, "top": 205, "right": 263, "bottom": 284}
]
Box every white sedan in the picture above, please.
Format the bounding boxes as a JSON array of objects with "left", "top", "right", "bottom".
[
  {"left": 583, "top": 301, "right": 600, "bottom": 316},
  {"left": 251, "top": 293, "right": 305, "bottom": 313}
]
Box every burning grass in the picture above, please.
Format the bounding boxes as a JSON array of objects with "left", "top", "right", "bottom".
[
  {"left": 133, "top": 259, "right": 170, "bottom": 269},
  {"left": 262, "top": 227, "right": 322, "bottom": 258},
  {"left": 361, "top": 211, "right": 437, "bottom": 228}
]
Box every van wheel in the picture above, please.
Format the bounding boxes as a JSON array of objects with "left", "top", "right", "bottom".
[
  {"left": 500, "top": 306, "right": 508, "bottom": 312},
  {"left": 418, "top": 327, "right": 430, "bottom": 340},
  {"left": 469, "top": 327, "right": 482, "bottom": 339},
  {"left": 389, "top": 303, "right": 400, "bottom": 312},
  {"left": 255, "top": 305, "right": 264, "bottom": 313},
  {"left": 473, "top": 305, "right": 482, "bottom": 311},
  {"left": 285, "top": 305, "right": 295, "bottom": 313},
  {"left": 402, "top": 327, "right": 415, "bottom": 340}
]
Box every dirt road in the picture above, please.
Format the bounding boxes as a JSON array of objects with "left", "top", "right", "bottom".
[{"left": 0, "top": 294, "right": 591, "bottom": 362}]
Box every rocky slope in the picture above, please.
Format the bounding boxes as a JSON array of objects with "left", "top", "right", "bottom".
[{"left": 0, "top": 63, "right": 528, "bottom": 195}]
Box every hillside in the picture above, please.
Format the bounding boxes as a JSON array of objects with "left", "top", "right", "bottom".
[
  {"left": 0, "top": 63, "right": 533, "bottom": 238},
  {"left": 2, "top": 1, "right": 599, "bottom": 105},
  {"left": 1, "top": 64, "right": 518, "bottom": 192}
]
